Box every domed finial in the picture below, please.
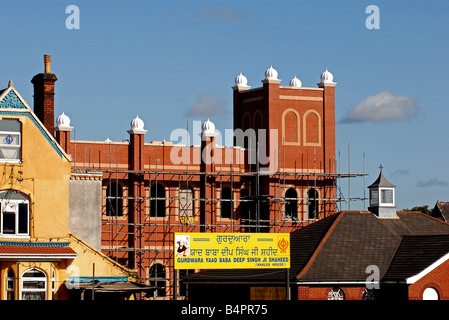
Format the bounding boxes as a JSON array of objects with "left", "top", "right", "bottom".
[
  {"left": 320, "top": 68, "right": 334, "bottom": 84},
  {"left": 128, "top": 115, "right": 147, "bottom": 134},
  {"left": 233, "top": 72, "right": 250, "bottom": 90},
  {"left": 235, "top": 72, "right": 248, "bottom": 87},
  {"left": 201, "top": 118, "right": 218, "bottom": 137},
  {"left": 265, "top": 65, "right": 279, "bottom": 80},
  {"left": 289, "top": 75, "right": 302, "bottom": 88},
  {"left": 56, "top": 111, "right": 73, "bottom": 131}
]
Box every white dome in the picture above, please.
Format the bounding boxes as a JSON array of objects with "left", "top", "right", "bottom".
[
  {"left": 130, "top": 115, "right": 145, "bottom": 130},
  {"left": 289, "top": 75, "right": 302, "bottom": 87},
  {"left": 235, "top": 72, "right": 248, "bottom": 87},
  {"left": 320, "top": 68, "right": 334, "bottom": 83},
  {"left": 202, "top": 118, "right": 215, "bottom": 133},
  {"left": 56, "top": 111, "right": 71, "bottom": 128},
  {"left": 265, "top": 65, "right": 278, "bottom": 80}
]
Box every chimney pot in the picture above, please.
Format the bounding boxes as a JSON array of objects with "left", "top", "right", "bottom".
[{"left": 44, "top": 55, "right": 51, "bottom": 73}]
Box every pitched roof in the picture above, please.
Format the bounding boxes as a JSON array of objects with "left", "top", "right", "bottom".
[
  {"left": 382, "top": 234, "right": 449, "bottom": 282},
  {"left": 368, "top": 170, "right": 395, "bottom": 188},
  {"left": 298, "top": 211, "right": 449, "bottom": 282},
  {"left": 0, "top": 85, "right": 70, "bottom": 161},
  {"left": 432, "top": 201, "right": 449, "bottom": 222}
]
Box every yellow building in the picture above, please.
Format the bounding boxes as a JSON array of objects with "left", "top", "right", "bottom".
[{"left": 0, "top": 79, "right": 139, "bottom": 300}]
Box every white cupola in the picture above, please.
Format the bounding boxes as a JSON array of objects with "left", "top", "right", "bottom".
[
  {"left": 56, "top": 111, "right": 72, "bottom": 131},
  {"left": 235, "top": 72, "right": 248, "bottom": 87},
  {"left": 201, "top": 118, "right": 218, "bottom": 138},
  {"left": 368, "top": 165, "right": 397, "bottom": 219},
  {"left": 289, "top": 75, "right": 302, "bottom": 88},
  {"left": 128, "top": 115, "right": 147, "bottom": 134},
  {"left": 319, "top": 68, "right": 335, "bottom": 84},
  {"left": 265, "top": 65, "right": 279, "bottom": 80}
]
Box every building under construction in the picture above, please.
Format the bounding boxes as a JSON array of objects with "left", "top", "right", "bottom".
[{"left": 33, "top": 56, "right": 365, "bottom": 299}]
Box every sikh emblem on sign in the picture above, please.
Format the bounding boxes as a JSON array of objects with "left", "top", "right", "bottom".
[{"left": 277, "top": 236, "right": 289, "bottom": 254}]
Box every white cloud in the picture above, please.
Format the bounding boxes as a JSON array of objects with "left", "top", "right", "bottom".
[
  {"left": 417, "top": 178, "right": 448, "bottom": 188},
  {"left": 185, "top": 93, "right": 229, "bottom": 117},
  {"left": 341, "top": 91, "right": 418, "bottom": 123}
]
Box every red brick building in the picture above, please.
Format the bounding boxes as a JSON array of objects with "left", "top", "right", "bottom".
[{"left": 30, "top": 55, "right": 360, "bottom": 299}]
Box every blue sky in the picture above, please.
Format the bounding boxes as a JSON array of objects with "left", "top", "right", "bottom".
[{"left": 1, "top": 0, "right": 448, "bottom": 211}]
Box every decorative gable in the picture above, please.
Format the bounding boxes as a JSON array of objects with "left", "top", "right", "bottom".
[{"left": 0, "top": 90, "right": 27, "bottom": 109}]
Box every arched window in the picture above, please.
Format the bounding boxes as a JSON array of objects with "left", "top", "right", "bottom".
[
  {"left": 150, "top": 184, "right": 165, "bottom": 217},
  {"left": 282, "top": 109, "right": 300, "bottom": 146},
  {"left": 303, "top": 110, "right": 321, "bottom": 146},
  {"left": 149, "top": 264, "right": 166, "bottom": 298},
  {"left": 285, "top": 188, "right": 298, "bottom": 219},
  {"left": 179, "top": 186, "right": 194, "bottom": 219},
  {"left": 0, "top": 190, "right": 30, "bottom": 236},
  {"left": 221, "top": 187, "right": 232, "bottom": 219},
  {"left": 106, "top": 182, "right": 123, "bottom": 216},
  {"left": 362, "top": 288, "right": 376, "bottom": 300},
  {"left": 423, "top": 287, "right": 439, "bottom": 300},
  {"left": 307, "top": 188, "right": 318, "bottom": 220},
  {"left": 6, "top": 268, "right": 15, "bottom": 300},
  {"left": 328, "top": 287, "right": 344, "bottom": 300},
  {"left": 21, "top": 268, "right": 47, "bottom": 300}
]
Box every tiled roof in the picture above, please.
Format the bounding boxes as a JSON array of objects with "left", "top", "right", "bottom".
[
  {"left": 382, "top": 234, "right": 449, "bottom": 281},
  {"left": 299, "top": 211, "right": 449, "bottom": 282},
  {"left": 432, "top": 201, "right": 449, "bottom": 222},
  {"left": 0, "top": 241, "right": 77, "bottom": 257}
]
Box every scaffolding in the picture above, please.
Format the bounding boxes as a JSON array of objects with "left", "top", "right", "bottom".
[{"left": 71, "top": 142, "right": 367, "bottom": 300}]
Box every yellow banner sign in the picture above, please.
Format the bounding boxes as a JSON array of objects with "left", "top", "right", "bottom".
[{"left": 174, "top": 233, "right": 290, "bottom": 269}]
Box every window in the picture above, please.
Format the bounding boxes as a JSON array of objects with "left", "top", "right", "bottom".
[
  {"left": 0, "top": 190, "right": 29, "bottom": 237},
  {"left": 381, "top": 189, "right": 393, "bottom": 204},
  {"left": 7, "top": 268, "right": 15, "bottom": 300},
  {"left": 328, "top": 287, "right": 344, "bottom": 300},
  {"left": 0, "top": 119, "right": 21, "bottom": 162},
  {"left": 307, "top": 188, "right": 318, "bottom": 220},
  {"left": 150, "top": 184, "right": 165, "bottom": 217},
  {"left": 106, "top": 182, "right": 123, "bottom": 216},
  {"left": 149, "top": 264, "right": 166, "bottom": 298},
  {"left": 362, "top": 288, "right": 376, "bottom": 300},
  {"left": 423, "top": 287, "right": 439, "bottom": 300},
  {"left": 21, "top": 268, "right": 47, "bottom": 300},
  {"left": 285, "top": 188, "right": 298, "bottom": 219},
  {"left": 370, "top": 189, "right": 379, "bottom": 206},
  {"left": 179, "top": 186, "right": 194, "bottom": 219},
  {"left": 221, "top": 187, "right": 232, "bottom": 219}
]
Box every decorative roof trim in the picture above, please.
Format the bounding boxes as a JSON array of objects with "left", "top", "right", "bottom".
[{"left": 0, "top": 241, "right": 71, "bottom": 247}]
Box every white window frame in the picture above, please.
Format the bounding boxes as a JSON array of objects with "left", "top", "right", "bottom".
[
  {"left": 380, "top": 188, "right": 395, "bottom": 206},
  {"left": 0, "top": 119, "right": 21, "bottom": 163},
  {"left": 0, "top": 193, "right": 30, "bottom": 238},
  {"left": 21, "top": 268, "right": 47, "bottom": 300}
]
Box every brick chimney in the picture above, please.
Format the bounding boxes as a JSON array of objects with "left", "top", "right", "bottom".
[{"left": 31, "top": 54, "right": 57, "bottom": 136}]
